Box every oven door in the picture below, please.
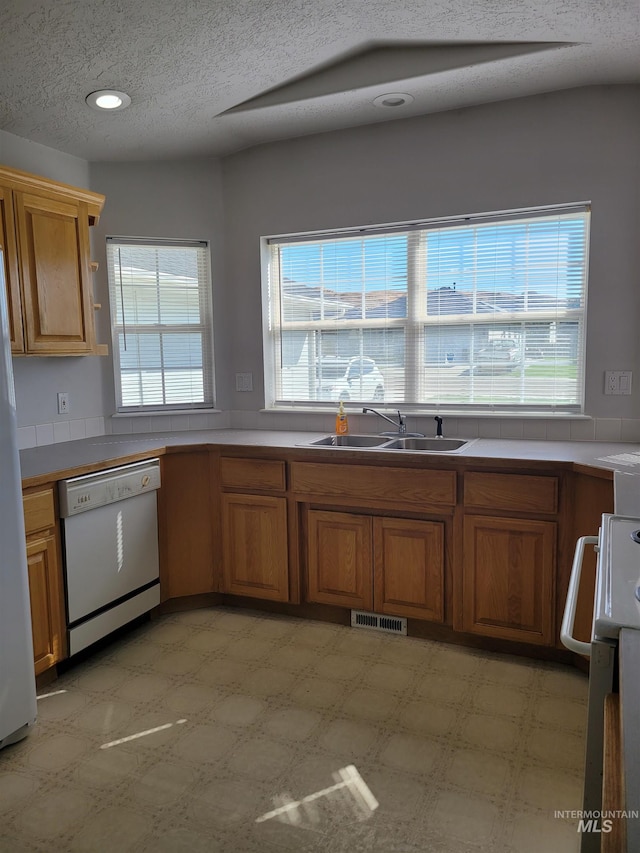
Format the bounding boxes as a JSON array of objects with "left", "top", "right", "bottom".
[{"left": 562, "top": 533, "right": 617, "bottom": 853}]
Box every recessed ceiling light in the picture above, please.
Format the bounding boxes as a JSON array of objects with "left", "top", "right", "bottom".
[
  {"left": 85, "top": 90, "right": 131, "bottom": 111},
  {"left": 372, "top": 93, "right": 414, "bottom": 108}
]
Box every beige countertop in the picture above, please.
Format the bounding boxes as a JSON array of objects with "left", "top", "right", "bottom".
[{"left": 18, "top": 428, "right": 640, "bottom": 486}]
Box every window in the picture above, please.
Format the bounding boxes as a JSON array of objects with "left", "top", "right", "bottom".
[
  {"left": 107, "top": 238, "right": 214, "bottom": 412},
  {"left": 264, "top": 204, "right": 589, "bottom": 413}
]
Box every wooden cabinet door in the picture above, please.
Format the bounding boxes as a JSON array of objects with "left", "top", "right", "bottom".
[
  {"left": 158, "top": 452, "right": 214, "bottom": 599},
  {"left": 462, "top": 515, "right": 556, "bottom": 645},
  {"left": 26, "top": 535, "right": 65, "bottom": 675},
  {"left": 0, "top": 185, "right": 24, "bottom": 351},
  {"left": 374, "top": 518, "right": 444, "bottom": 622},
  {"left": 14, "top": 191, "right": 95, "bottom": 353},
  {"left": 306, "top": 510, "right": 373, "bottom": 609},
  {"left": 222, "top": 494, "right": 289, "bottom": 601}
]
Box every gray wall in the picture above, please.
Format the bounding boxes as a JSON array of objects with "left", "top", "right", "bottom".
[
  {"left": 0, "top": 130, "right": 107, "bottom": 428},
  {"left": 89, "top": 159, "right": 229, "bottom": 412},
  {"left": 221, "top": 85, "right": 640, "bottom": 420},
  {"left": 5, "top": 85, "right": 640, "bottom": 438}
]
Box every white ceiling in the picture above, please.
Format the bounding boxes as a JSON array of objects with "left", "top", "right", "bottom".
[{"left": 1, "top": 0, "right": 639, "bottom": 162}]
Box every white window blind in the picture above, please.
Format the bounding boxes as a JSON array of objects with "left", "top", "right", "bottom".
[
  {"left": 264, "top": 204, "right": 590, "bottom": 413},
  {"left": 107, "top": 238, "right": 214, "bottom": 412}
]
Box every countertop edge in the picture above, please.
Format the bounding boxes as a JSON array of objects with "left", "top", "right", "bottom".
[{"left": 19, "top": 430, "right": 631, "bottom": 488}]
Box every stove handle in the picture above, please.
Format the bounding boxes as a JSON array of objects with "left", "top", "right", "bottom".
[{"left": 561, "top": 535, "right": 599, "bottom": 656}]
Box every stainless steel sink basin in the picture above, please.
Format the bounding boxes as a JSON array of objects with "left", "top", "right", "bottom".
[
  {"left": 307, "top": 434, "right": 391, "bottom": 448},
  {"left": 384, "top": 437, "right": 471, "bottom": 452},
  {"left": 378, "top": 431, "right": 424, "bottom": 438}
]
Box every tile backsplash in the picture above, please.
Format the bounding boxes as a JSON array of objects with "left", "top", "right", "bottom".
[
  {"left": 17, "top": 411, "right": 231, "bottom": 449},
  {"left": 16, "top": 410, "right": 640, "bottom": 449},
  {"left": 230, "top": 410, "right": 640, "bottom": 444},
  {"left": 18, "top": 417, "right": 107, "bottom": 449}
]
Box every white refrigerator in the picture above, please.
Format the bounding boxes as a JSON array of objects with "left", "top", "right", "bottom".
[{"left": 0, "top": 258, "right": 37, "bottom": 750}]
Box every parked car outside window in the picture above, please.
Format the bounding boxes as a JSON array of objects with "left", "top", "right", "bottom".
[
  {"left": 318, "top": 357, "right": 385, "bottom": 401},
  {"left": 474, "top": 339, "right": 521, "bottom": 373}
]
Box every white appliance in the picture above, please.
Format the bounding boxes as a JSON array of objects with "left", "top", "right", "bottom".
[
  {"left": 562, "top": 509, "right": 640, "bottom": 853},
  {"left": 58, "top": 460, "right": 161, "bottom": 656},
  {"left": 0, "top": 258, "right": 37, "bottom": 750}
]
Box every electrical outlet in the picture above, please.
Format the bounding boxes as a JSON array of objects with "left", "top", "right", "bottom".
[
  {"left": 605, "top": 371, "right": 619, "bottom": 395},
  {"left": 605, "top": 371, "right": 633, "bottom": 395},
  {"left": 57, "top": 392, "right": 69, "bottom": 413}
]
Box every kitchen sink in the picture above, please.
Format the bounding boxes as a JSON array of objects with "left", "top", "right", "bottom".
[
  {"left": 384, "top": 437, "right": 471, "bottom": 452},
  {"left": 378, "top": 431, "right": 425, "bottom": 438},
  {"left": 306, "top": 434, "right": 392, "bottom": 447},
  {"left": 303, "top": 434, "right": 474, "bottom": 452}
]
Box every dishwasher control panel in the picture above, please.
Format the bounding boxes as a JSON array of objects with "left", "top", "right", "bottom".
[{"left": 59, "top": 459, "right": 161, "bottom": 517}]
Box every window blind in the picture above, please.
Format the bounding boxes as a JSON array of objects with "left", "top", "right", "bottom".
[
  {"left": 107, "top": 238, "right": 214, "bottom": 412},
  {"left": 264, "top": 204, "right": 589, "bottom": 412}
]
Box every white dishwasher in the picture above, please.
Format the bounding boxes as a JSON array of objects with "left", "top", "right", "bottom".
[{"left": 59, "top": 458, "right": 161, "bottom": 656}]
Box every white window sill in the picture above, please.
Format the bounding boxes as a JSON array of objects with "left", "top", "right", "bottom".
[
  {"left": 260, "top": 407, "right": 592, "bottom": 420},
  {"left": 112, "top": 409, "right": 223, "bottom": 418}
]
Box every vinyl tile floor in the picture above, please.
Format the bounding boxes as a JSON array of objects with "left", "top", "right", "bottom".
[{"left": 0, "top": 607, "right": 588, "bottom": 852}]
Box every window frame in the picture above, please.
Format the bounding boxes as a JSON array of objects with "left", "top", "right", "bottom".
[
  {"left": 107, "top": 236, "right": 215, "bottom": 414},
  {"left": 262, "top": 203, "right": 590, "bottom": 415}
]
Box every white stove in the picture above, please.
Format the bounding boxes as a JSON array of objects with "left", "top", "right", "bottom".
[
  {"left": 562, "top": 509, "right": 640, "bottom": 853},
  {"left": 595, "top": 514, "right": 640, "bottom": 640}
]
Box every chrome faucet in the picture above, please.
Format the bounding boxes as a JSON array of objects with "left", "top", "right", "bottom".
[{"left": 362, "top": 407, "right": 407, "bottom": 435}]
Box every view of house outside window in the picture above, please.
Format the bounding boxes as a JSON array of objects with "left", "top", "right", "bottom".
[{"left": 265, "top": 205, "right": 589, "bottom": 412}]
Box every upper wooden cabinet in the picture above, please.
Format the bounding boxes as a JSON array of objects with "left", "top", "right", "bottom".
[
  {"left": 0, "top": 184, "right": 23, "bottom": 350},
  {"left": 0, "top": 165, "right": 105, "bottom": 356}
]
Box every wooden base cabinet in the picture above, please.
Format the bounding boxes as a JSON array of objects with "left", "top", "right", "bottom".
[
  {"left": 306, "top": 509, "right": 444, "bottom": 621},
  {"left": 221, "top": 494, "right": 289, "bottom": 601},
  {"left": 307, "top": 511, "right": 373, "bottom": 609},
  {"left": 22, "top": 487, "right": 66, "bottom": 675},
  {"left": 27, "top": 536, "right": 65, "bottom": 675},
  {"left": 374, "top": 517, "right": 444, "bottom": 622},
  {"left": 158, "top": 451, "right": 214, "bottom": 599},
  {"left": 461, "top": 515, "right": 556, "bottom": 645}
]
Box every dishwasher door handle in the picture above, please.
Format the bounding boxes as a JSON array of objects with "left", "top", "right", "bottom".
[{"left": 561, "top": 535, "right": 599, "bottom": 656}]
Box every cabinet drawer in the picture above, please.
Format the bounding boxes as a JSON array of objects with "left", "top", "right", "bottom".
[
  {"left": 291, "top": 462, "right": 456, "bottom": 507},
  {"left": 464, "top": 472, "right": 558, "bottom": 514},
  {"left": 23, "top": 488, "right": 55, "bottom": 535},
  {"left": 220, "top": 457, "right": 286, "bottom": 492}
]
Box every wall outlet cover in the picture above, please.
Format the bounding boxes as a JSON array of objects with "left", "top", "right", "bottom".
[
  {"left": 605, "top": 371, "right": 633, "bottom": 395},
  {"left": 57, "top": 392, "right": 69, "bottom": 413}
]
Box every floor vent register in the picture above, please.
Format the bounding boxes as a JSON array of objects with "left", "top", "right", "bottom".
[{"left": 350, "top": 610, "right": 407, "bottom": 635}]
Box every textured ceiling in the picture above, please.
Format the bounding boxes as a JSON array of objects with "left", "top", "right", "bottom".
[{"left": 0, "top": 0, "right": 639, "bottom": 162}]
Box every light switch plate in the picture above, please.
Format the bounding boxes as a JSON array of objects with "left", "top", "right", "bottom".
[{"left": 235, "top": 372, "right": 253, "bottom": 392}]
